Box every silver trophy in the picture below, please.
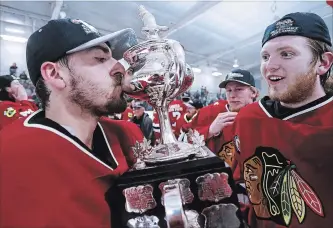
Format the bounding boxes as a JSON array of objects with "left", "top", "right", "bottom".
[
  {"left": 115, "top": 6, "right": 242, "bottom": 228},
  {"left": 124, "top": 5, "right": 208, "bottom": 168}
]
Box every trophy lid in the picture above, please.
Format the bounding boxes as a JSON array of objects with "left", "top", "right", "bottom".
[{"left": 138, "top": 5, "right": 168, "bottom": 40}]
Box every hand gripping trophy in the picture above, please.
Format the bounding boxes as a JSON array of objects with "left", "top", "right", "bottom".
[{"left": 106, "top": 6, "right": 244, "bottom": 228}]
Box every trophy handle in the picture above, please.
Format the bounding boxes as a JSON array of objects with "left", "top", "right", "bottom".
[{"left": 163, "top": 184, "right": 188, "bottom": 228}]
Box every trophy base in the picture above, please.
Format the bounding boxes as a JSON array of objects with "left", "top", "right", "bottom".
[
  {"left": 106, "top": 151, "right": 245, "bottom": 228},
  {"left": 143, "top": 142, "right": 208, "bottom": 165}
]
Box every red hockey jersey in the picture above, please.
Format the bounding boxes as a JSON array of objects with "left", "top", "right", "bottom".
[
  {"left": 0, "top": 100, "right": 38, "bottom": 130},
  {"left": 152, "top": 100, "right": 187, "bottom": 141},
  {"left": 193, "top": 100, "right": 229, "bottom": 140},
  {"left": 0, "top": 110, "right": 144, "bottom": 228},
  {"left": 174, "top": 111, "right": 198, "bottom": 138},
  {"left": 233, "top": 95, "right": 333, "bottom": 228},
  {"left": 190, "top": 99, "right": 243, "bottom": 181},
  {"left": 175, "top": 100, "right": 228, "bottom": 145},
  {"left": 152, "top": 110, "right": 161, "bottom": 141},
  {"left": 121, "top": 107, "right": 134, "bottom": 121},
  {"left": 168, "top": 99, "right": 187, "bottom": 128}
]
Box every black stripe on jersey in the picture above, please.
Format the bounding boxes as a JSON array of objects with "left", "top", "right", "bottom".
[{"left": 260, "top": 93, "right": 333, "bottom": 119}]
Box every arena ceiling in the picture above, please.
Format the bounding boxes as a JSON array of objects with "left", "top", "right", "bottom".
[{"left": 0, "top": 0, "right": 332, "bottom": 80}]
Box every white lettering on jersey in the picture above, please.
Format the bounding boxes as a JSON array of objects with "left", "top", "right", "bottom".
[
  {"left": 168, "top": 104, "right": 183, "bottom": 112},
  {"left": 171, "top": 111, "right": 181, "bottom": 127},
  {"left": 20, "top": 109, "right": 34, "bottom": 117}
]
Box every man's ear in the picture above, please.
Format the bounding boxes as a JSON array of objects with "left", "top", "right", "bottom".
[
  {"left": 5, "top": 87, "right": 12, "bottom": 93},
  {"left": 317, "top": 52, "right": 333, "bottom": 76},
  {"left": 40, "top": 61, "right": 66, "bottom": 89}
]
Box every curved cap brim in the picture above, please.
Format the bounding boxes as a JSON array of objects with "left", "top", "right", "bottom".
[
  {"left": 219, "top": 79, "right": 252, "bottom": 88},
  {"left": 67, "top": 28, "right": 138, "bottom": 60}
]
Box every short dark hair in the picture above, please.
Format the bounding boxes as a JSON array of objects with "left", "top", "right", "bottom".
[
  {"left": 35, "top": 55, "right": 70, "bottom": 110},
  {"left": 35, "top": 78, "right": 50, "bottom": 110},
  {"left": 0, "top": 75, "right": 15, "bottom": 102}
]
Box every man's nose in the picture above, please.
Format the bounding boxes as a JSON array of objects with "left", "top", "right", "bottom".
[
  {"left": 229, "top": 91, "right": 236, "bottom": 98},
  {"left": 265, "top": 56, "right": 280, "bottom": 73},
  {"left": 109, "top": 61, "right": 126, "bottom": 77}
]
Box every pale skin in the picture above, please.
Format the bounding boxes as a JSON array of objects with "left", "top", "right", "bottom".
[
  {"left": 186, "top": 106, "right": 197, "bottom": 120},
  {"left": 6, "top": 80, "right": 28, "bottom": 101},
  {"left": 260, "top": 36, "right": 333, "bottom": 108},
  {"left": 208, "top": 82, "right": 257, "bottom": 138},
  {"left": 133, "top": 106, "right": 145, "bottom": 118},
  {"left": 40, "top": 43, "right": 133, "bottom": 149}
]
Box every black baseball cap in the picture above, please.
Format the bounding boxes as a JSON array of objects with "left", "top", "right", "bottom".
[
  {"left": 219, "top": 69, "right": 255, "bottom": 88},
  {"left": 262, "top": 12, "right": 331, "bottom": 47},
  {"left": 181, "top": 92, "right": 191, "bottom": 102},
  {"left": 186, "top": 100, "right": 203, "bottom": 109},
  {"left": 133, "top": 101, "right": 145, "bottom": 108},
  {"left": 26, "top": 18, "right": 138, "bottom": 86},
  {"left": 0, "top": 75, "right": 14, "bottom": 89}
]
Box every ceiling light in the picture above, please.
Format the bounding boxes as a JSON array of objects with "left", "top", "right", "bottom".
[
  {"left": 0, "top": 35, "right": 28, "bottom": 43},
  {"left": 192, "top": 67, "right": 202, "bottom": 73},
  {"left": 212, "top": 72, "right": 223, "bottom": 77},
  {"left": 5, "top": 28, "right": 25, "bottom": 34},
  {"left": 233, "top": 59, "right": 239, "bottom": 68},
  {"left": 5, "top": 18, "right": 24, "bottom": 25},
  {"left": 59, "top": 11, "right": 67, "bottom": 19}
]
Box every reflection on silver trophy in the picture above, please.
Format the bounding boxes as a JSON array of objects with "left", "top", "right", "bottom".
[
  {"left": 124, "top": 5, "right": 208, "bottom": 168},
  {"left": 116, "top": 5, "right": 243, "bottom": 228}
]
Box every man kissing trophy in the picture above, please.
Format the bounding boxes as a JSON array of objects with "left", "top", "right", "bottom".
[{"left": 106, "top": 6, "right": 245, "bottom": 228}]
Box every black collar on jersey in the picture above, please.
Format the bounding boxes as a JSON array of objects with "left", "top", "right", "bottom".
[
  {"left": 260, "top": 93, "right": 333, "bottom": 119},
  {"left": 27, "top": 111, "right": 118, "bottom": 169}
]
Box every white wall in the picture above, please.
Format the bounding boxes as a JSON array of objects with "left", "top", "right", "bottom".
[
  {"left": 0, "top": 39, "right": 28, "bottom": 76},
  {"left": 259, "top": 78, "right": 268, "bottom": 98},
  {"left": 190, "top": 72, "right": 223, "bottom": 93},
  {"left": 189, "top": 65, "right": 230, "bottom": 94}
]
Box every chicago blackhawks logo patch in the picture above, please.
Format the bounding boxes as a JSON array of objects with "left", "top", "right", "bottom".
[
  {"left": 218, "top": 140, "right": 236, "bottom": 167},
  {"left": 243, "top": 147, "right": 324, "bottom": 226},
  {"left": 4, "top": 107, "right": 16, "bottom": 118}
]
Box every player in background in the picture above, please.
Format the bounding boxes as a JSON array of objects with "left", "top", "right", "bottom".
[
  {"left": 174, "top": 99, "right": 203, "bottom": 139},
  {"left": 0, "top": 75, "right": 38, "bottom": 130},
  {"left": 121, "top": 97, "right": 134, "bottom": 121},
  {"left": 152, "top": 93, "right": 189, "bottom": 144}
]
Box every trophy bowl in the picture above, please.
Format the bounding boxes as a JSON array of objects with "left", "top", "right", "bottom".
[
  {"left": 123, "top": 30, "right": 207, "bottom": 165},
  {"left": 124, "top": 39, "right": 193, "bottom": 105}
]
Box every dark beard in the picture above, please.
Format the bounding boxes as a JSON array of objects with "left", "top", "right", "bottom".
[
  {"left": 68, "top": 75, "right": 127, "bottom": 117},
  {"left": 95, "top": 91, "right": 127, "bottom": 116}
]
